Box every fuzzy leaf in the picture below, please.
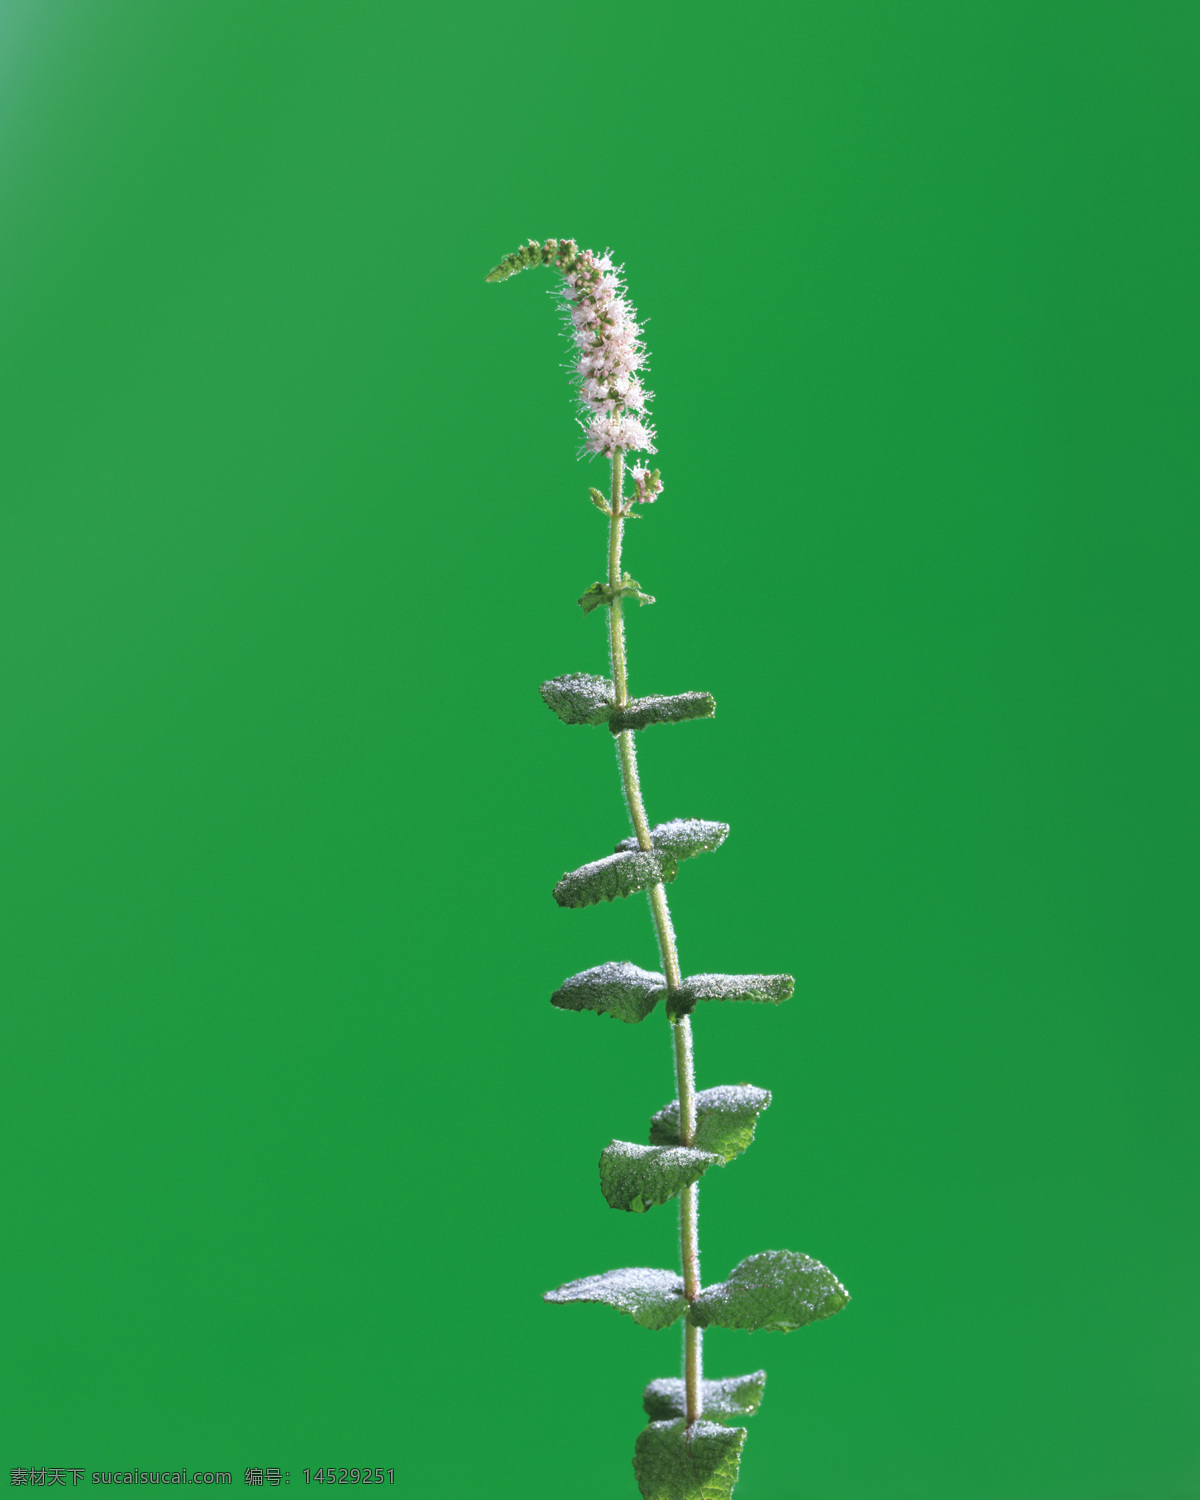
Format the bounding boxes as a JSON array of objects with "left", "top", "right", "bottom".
[
  {"left": 690, "top": 1250, "right": 850, "bottom": 1333},
  {"left": 540, "top": 672, "right": 616, "bottom": 726},
  {"left": 666, "top": 972, "right": 794, "bottom": 1020},
  {"left": 544, "top": 1268, "right": 687, "bottom": 1330},
  {"left": 614, "top": 572, "right": 655, "bottom": 607},
  {"left": 578, "top": 574, "right": 655, "bottom": 615},
  {"left": 554, "top": 849, "right": 678, "bottom": 908},
  {"left": 551, "top": 961, "right": 667, "bottom": 1025},
  {"left": 649, "top": 1085, "right": 772, "bottom": 1163},
  {"left": 615, "top": 818, "right": 730, "bottom": 861},
  {"left": 633, "top": 1420, "right": 746, "bottom": 1500},
  {"left": 599, "top": 1141, "right": 722, "bottom": 1213},
  {"left": 578, "top": 582, "right": 612, "bottom": 615},
  {"left": 642, "top": 1372, "right": 767, "bottom": 1423},
  {"left": 609, "top": 692, "right": 716, "bottom": 734}
]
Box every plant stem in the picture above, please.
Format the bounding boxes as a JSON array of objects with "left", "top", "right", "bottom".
[{"left": 606, "top": 449, "right": 703, "bottom": 1426}]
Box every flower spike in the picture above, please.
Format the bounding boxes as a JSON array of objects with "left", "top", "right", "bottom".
[{"left": 484, "top": 237, "right": 658, "bottom": 461}]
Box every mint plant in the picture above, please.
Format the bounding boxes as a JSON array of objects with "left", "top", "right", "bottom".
[{"left": 486, "top": 238, "right": 851, "bottom": 1500}]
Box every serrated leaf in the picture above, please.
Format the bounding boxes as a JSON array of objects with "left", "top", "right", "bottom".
[
  {"left": 633, "top": 1420, "right": 746, "bottom": 1500},
  {"left": 554, "top": 849, "right": 678, "bottom": 908},
  {"left": 689, "top": 1250, "right": 850, "bottom": 1333},
  {"left": 551, "top": 961, "right": 667, "bottom": 1024},
  {"left": 599, "top": 1141, "right": 722, "bottom": 1213},
  {"left": 544, "top": 1268, "right": 687, "bottom": 1330},
  {"left": 642, "top": 1371, "right": 767, "bottom": 1423},
  {"left": 649, "top": 1085, "right": 772, "bottom": 1163},
  {"left": 615, "top": 818, "right": 730, "bottom": 861},
  {"left": 666, "top": 972, "right": 794, "bottom": 1020},
  {"left": 609, "top": 692, "right": 716, "bottom": 733},
  {"left": 540, "top": 672, "right": 616, "bottom": 725}
]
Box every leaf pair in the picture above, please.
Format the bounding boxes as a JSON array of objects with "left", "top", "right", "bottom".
[
  {"left": 633, "top": 1375, "right": 765, "bottom": 1500},
  {"left": 552, "top": 817, "right": 728, "bottom": 909},
  {"left": 541, "top": 673, "right": 716, "bottom": 735},
  {"left": 544, "top": 1250, "right": 849, "bottom": 1335},
  {"left": 578, "top": 572, "right": 655, "bottom": 614},
  {"left": 551, "top": 962, "right": 794, "bottom": 1024},
  {"left": 600, "top": 1084, "right": 772, "bottom": 1213}
]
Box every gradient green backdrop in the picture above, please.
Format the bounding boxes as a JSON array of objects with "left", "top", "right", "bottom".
[{"left": 1, "top": 3, "right": 1195, "bottom": 1496}]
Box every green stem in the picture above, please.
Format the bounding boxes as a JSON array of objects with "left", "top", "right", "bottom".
[{"left": 605, "top": 447, "right": 703, "bottom": 1427}]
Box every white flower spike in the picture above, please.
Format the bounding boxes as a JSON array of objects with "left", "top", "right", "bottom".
[{"left": 485, "top": 238, "right": 659, "bottom": 464}]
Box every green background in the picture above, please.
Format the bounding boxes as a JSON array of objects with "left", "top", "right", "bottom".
[{"left": 1, "top": 3, "right": 1195, "bottom": 1496}]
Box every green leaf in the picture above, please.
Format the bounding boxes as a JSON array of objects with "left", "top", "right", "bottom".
[
  {"left": 599, "top": 1141, "right": 722, "bottom": 1213},
  {"left": 554, "top": 849, "right": 678, "bottom": 908},
  {"left": 642, "top": 1372, "right": 767, "bottom": 1423},
  {"left": 609, "top": 692, "right": 716, "bottom": 734},
  {"left": 540, "top": 672, "right": 616, "bottom": 725},
  {"left": 649, "top": 1085, "right": 772, "bottom": 1163},
  {"left": 551, "top": 961, "right": 667, "bottom": 1024},
  {"left": 577, "top": 573, "right": 655, "bottom": 615},
  {"left": 615, "top": 818, "right": 730, "bottom": 861},
  {"left": 689, "top": 1250, "right": 850, "bottom": 1333},
  {"left": 633, "top": 1420, "right": 746, "bottom": 1500},
  {"left": 578, "top": 581, "right": 612, "bottom": 615},
  {"left": 666, "top": 972, "right": 794, "bottom": 1020},
  {"left": 544, "top": 1268, "right": 687, "bottom": 1330},
  {"left": 615, "top": 572, "right": 655, "bottom": 607}
]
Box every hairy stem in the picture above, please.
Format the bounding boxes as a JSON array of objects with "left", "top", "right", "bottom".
[{"left": 606, "top": 448, "right": 703, "bottom": 1426}]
